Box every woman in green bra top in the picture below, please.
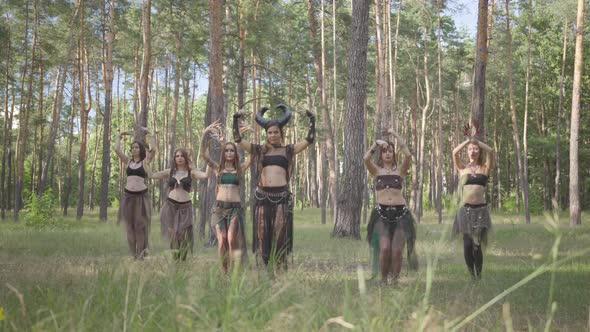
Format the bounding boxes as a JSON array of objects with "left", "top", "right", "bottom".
[
  {"left": 201, "top": 121, "right": 252, "bottom": 273},
  {"left": 452, "top": 129, "right": 495, "bottom": 280}
]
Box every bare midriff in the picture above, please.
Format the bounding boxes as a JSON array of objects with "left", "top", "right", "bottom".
[
  {"left": 460, "top": 170, "right": 487, "bottom": 205},
  {"left": 375, "top": 188, "right": 406, "bottom": 206},
  {"left": 260, "top": 166, "right": 288, "bottom": 187},
  {"left": 216, "top": 185, "right": 241, "bottom": 203},
  {"left": 125, "top": 176, "right": 147, "bottom": 192}
]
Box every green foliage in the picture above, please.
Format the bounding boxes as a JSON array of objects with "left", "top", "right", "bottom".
[{"left": 24, "top": 190, "right": 62, "bottom": 229}]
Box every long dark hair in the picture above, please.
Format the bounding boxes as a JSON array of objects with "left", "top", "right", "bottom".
[
  {"left": 218, "top": 142, "right": 242, "bottom": 177},
  {"left": 130, "top": 141, "right": 147, "bottom": 161},
  {"left": 376, "top": 141, "right": 397, "bottom": 169}
]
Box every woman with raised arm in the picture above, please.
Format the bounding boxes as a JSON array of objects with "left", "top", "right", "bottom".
[
  {"left": 452, "top": 124, "right": 495, "bottom": 280},
  {"left": 233, "top": 104, "right": 315, "bottom": 269},
  {"left": 365, "top": 129, "right": 417, "bottom": 285},
  {"left": 114, "top": 128, "right": 156, "bottom": 260},
  {"left": 147, "top": 148, "right": 209, "bottom": 261},
  {"left": 200, "top": 120, "right": 252, "bottom": 273}
]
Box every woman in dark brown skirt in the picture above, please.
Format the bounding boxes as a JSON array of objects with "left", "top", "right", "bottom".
[
  {"left": 114, "top": 128, "right": 155, "bottom": 260},
  {"left": 148, "top": 149, "right": 209, "bottom": 261},
  {"left": 233, "top": 104, "right": 315, "bottom": 269},
  {"left": 200, "top": 120, "right": 252, "bottom": 272}
]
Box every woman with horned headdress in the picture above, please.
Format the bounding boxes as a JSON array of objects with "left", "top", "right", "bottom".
[
  {"left": 114, "top": 127, "right": 156, "bottom": 260},
  {"left": 147, "top": 148, "right": 210, "bottom": 261},
  {"left": 452, "top": 122, "right": 495, "bottom": 280},
  {"left": 200, "top": 120, "right": 252, "bottom": 273},
  {"left": 365, "top": 128, "right": 418, "bottom": 285},
  {"left": 233, "top": 104, "right": 315, "bottom": 269}
]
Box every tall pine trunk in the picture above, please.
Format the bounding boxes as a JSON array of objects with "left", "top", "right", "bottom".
[
  {"left": 333, "top": 0, "right": 370, "bottom": 238},
  {"left": 569, "top": 0, "right": 584, "bottom": 226},
  {"left": 99, "top": 0, "right": 116, "bottom": 221}
]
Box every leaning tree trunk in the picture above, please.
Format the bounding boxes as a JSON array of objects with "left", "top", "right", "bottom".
[
  {"left": 333, "top": 0, "right": 370, "bottom": 239},
  {"left": 569, "top": 0, "right": 584, "bottom": 226}
]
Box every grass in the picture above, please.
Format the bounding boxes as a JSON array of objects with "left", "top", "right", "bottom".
[{"left": 0, "top": 208, "right": 589, "bottom": 331}]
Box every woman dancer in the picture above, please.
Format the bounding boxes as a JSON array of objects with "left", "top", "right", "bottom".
[
  {"left": 452, "top": 125, "right": 495, "bottom": 280},
  {"left": 148, "top": 149, "right": 209, "bottom": 261},
  {"left": 365, "top": 129, "right": 417, "bottom": 285},
  {"left": 233, "top": 104, "right": 315, "bottom": 269},
  {"left": 114, "top": 129, "right": 155, "bottom": 260},
  {"left": 200, "top": 121, "right": 252, "bottom": 272}
]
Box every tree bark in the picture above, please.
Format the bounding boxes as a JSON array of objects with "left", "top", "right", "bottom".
[
  {"left": 136, "top": 0, "right": 151, "bottom": 142},
  {"left": 308, "top": 0, "right": 337, "bottom": 224},
  {"left": 504, "top": 0, "right": 529, "bottom": 223},
  {"left": 14, "top": 0, "right": 34, "bottom": 219},
  {"left": 99, "top": 0, "right": 116, "bottom": 221},
  {"left": 554, "top": 17, "right": 568, "bottom": 212},
  {"left": 333, "top": 0, "right": 370, "bottom": 238},
  {"left": 471, "top": 0, "right": 489, "bottom": 138},
  {"left": 569, "top": 0, "right": 584, "bottom": 226}
]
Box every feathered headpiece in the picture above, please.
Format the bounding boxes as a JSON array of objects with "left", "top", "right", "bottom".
[{"left": 463, "top": 121, "right": 481, "bottom": 139}]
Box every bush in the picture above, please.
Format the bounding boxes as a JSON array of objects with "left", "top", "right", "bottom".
[{"left": 24, "top": 190, "right": 59, "bottom": 229}]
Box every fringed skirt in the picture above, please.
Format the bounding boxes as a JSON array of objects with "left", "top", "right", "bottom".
[
  {"left": 160, "top": 198, "right": 194, "bottom": 254},
  {"left": 452, "top": 203, "right": 492, "bottom": 246},
  {"left": 212, "top": 201, "right": 248, "bottom": 259},
  {"left": 367, "top": 205, "right": 418, "bottom": 273},
  {"left": 119, "top": 189, "right": 151, "bottom": 255},
  {"left": 253, "top": 186, "right": 293, "bottom": 265}
]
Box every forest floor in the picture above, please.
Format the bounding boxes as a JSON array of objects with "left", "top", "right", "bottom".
[{"left": 0, "top": 209, "right": 589, "bottom": 331}]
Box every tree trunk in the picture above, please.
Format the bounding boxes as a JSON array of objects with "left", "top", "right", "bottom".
[
  {"left": 554, "top": 17, "right": 568, "bottom": 211},
  {"left": 416, "top": 27, "right": 430, "bottom": 222},
  {"left": 569, "top": 0, "right": 584, "bottom": 226},
  {"left": 136, "top": 0, "right": 151, "bottom": 142},
  {"left": 64, "top": 71, "right": 77, "bottom": 216},
  {"left": 203, "top": 0, "right": 225, "bottom": 245},
  {"left": 522, "top": 0, "right": 532, "bottom": 221},
  {"left": 1, "top": 27, "right": 12, "bottom": 218},
  {"left": 471, "top": 0, "right": 489, "bottom": 138},
  {"left": 308, "top": 0, "right": 337, "bottom": 224},
  {"left": 389, "top": 0, "right": 401, "bottom": 128},
  {"left": 14, "top": 0, "right": 35, "bottom": 219},
  {"left": 504, "top": 0, "right": 529, "bottom": 223},
  {"left": 333, "top": 0, "right": 370, "bottom": 239},
  {"left": 76, "top": 4, "right": 92, "bottom": 219},
  {"left": 99, "top": 0, "right": 116, "bottom": 221},
  {"left": 435, "top": 0, "right": 443, "bottom": 223}
]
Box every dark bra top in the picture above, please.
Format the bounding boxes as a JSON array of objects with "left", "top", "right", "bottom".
[
  {"left": 464, "top": 173, "right": 488, "bottom": 187},
  {"left": 220, "top": 172, "right": 239, "bottom": 185},
  {"left": 375, "top": 174, "right": 403, "bottom": 190},
  {"left": 262, "top": 154, "right": 289, "bottom": 172},
  {"left": 168, "top": 169, "right": 192, "bottom": 192},
  {"left": 126, "top": 161, "right": 147, "bottom": 178}
]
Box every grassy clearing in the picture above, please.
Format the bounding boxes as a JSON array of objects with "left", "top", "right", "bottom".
[{"left": 0, "top": 209, "right": 589, "bottom": 331}]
